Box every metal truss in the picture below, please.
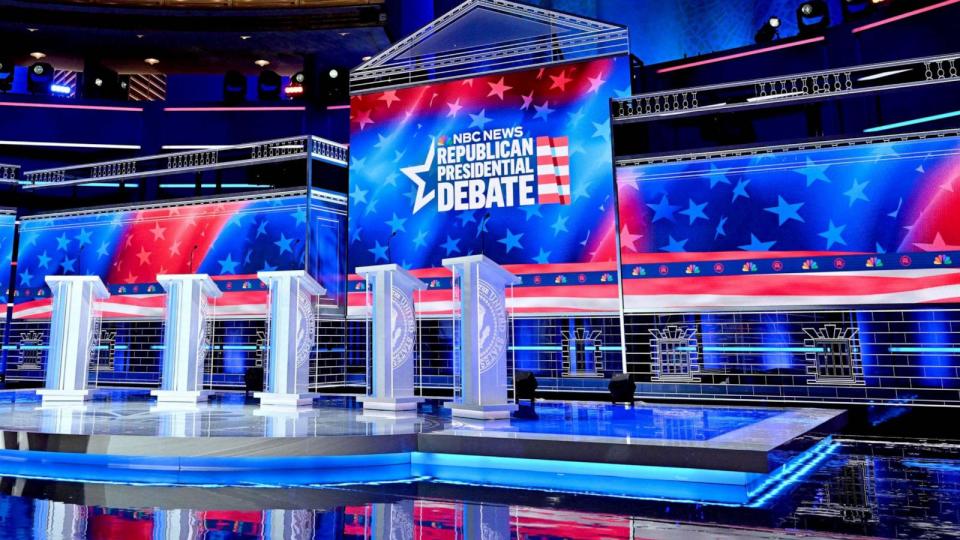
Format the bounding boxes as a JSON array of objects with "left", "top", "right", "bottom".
[
  {"left": 21, "top": 135, "right": 348, "bottom": 189},
  {"left": 613, "top": 52, "right": 960, "bottom": 123},
  {"left": 350, "top": 0, "right": 628, "bottom": 94}
]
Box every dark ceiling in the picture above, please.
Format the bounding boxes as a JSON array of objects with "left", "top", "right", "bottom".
[{"left": 0, "top": 0, "right": 392, "bottom": 74}]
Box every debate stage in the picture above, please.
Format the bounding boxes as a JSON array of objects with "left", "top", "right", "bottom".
[{"left": 0, "top": 389, "right": 844, "bottom": 505}]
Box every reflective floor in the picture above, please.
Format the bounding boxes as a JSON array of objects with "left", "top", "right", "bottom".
[
  {"left": 2, "top": 439, "right": 960, "bottom": 539},
  {"left": 0, "top": 389, "right": 792, "bottom": 442}
]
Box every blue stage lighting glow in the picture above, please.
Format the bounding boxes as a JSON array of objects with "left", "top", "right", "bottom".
[
  {"left": 159, "top": 183, "right": 269, "bottom": 189},
  {"left": 508, "top": 345, "right": 564, "bottom": 351},
  {"left": 864, "top": 110, "right": 960, "bottom": 133},
  {"left": 49, "top": 84, "right": 72, "bottom": 95},
  {"left": 747, "top": 439, "right": 841, "bottom": 508},
  {"left": 0, "top": 436, "right": 837, "bottom": 506}
]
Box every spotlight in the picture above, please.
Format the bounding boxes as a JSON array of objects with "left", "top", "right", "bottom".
[
  {"left": 254, "top": 59, "right": 270, "bottom": 68},
  {"left": 29, "top": 51, "right": 45, "bottom": 60},
  {"left": 0, "top": 59, "right": 13, "bottom": 93},
  {"left": 321, "top": 66, "right": 348, "bottom": 104},
  {"left": 797, "top": 0, "right": 830, "bottom": 35},
  {"left": 83, "top": 64, "right": 120, "bottom": 99},
  {"left": 257, "top": 69, "right": 281, "bottom": 101},
  {"left": 223, "top": 70, "right": 247, "bottom": 103},
  {"left": 27, "top": 62, "right": 53, "bottom": 95},
  {"left": 285, "top": 71, "right": 305, "bottom": 99},
  {"left": 144, "top": 58, "right": 160, "bottom": 66},
  {"left": 755, "top": 16, "right": 781, "bottom": 43}
]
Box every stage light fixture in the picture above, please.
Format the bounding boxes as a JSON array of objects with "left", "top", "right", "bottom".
[
  {"left": 755, "top": 16, "right": 782, "bottom": 43},
  {"left": 223, "top": 70, "right": 247, "bottom": 103},
  {"left": 30, "top": 52, "right": 46, "bottom": 60},
  {"left": 285, "top": 71, "right": 306, "bottom": 98},
  {"left": 144, "top": 58, "right": 160, "bottom": 66},
  {"left": 608, "top": 374, "right": 636, "bottom": 404},
  {"left": 27, "top": 62, "right": 53, "bottom": 95},
  {"left": 257, "top": 69, "right": 281, "bottom": 101},
  {"left": 254, "top": 59, "right": 270, "bottom": 67},
  {"left": 50, "top": 83, "right": 72, "bottom": 95},
  {"left": 321, "top": 66, "right": 348, "bottom": 104},
  {"left": 515, "top": 371, "right": 538, "bottom": 402},
  {"left": 0, "top": 59, "right": 13, "bottom": 93},
  {"left": 797, "top": 0, "right": 830, "bottom": 35}
]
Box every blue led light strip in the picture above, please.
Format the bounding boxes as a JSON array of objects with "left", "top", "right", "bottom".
[
  {"left": 747, "top": 439, "right": 841, "bottom": 508},
  {"left": 864, "top": 110, "right": 960, "bottom": 133},
  {"left": 508, "top": 346, "right": 564, "bottom": 351},
  {"left": 678, "top": 346, "right": 822, "bottom": 353},
  {"left": 889, "top": 346, "right": 960, "bottom": 354}
]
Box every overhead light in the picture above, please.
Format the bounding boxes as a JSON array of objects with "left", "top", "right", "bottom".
[
  {"left": 328, "top": 68, "right": 339, "bottom": 79},
  {"left": 27, "top": 62, "right": 53, "bottom": 95},
  {"left": 136, "top": 34, "right": 144, "bottom": 39},
  {"left": 339, "top": 32, "right": 349, "bottom": 37},
  {"left": 240, "top": 35, "right": 251, "bottom": 40},
  {"left": 29, "top": 52, "right": 46, "bottom": 60},
  {"left": 145, "top": 58, "right": 160, "bottom": 66},
  {"left": 755, "top": 16, "right": 781, "bottom": 43},
  {"left": 254, "top": 59, "right": 270, "bottom": 67},
  {"left": 797, "top": 0, "right": 830, "bottom": 35},
  {"left": 26, "top": 28, "right": 38, "bottom": 33},
  {"left": 362, "top": 55, "right": 372, "bottom": 61}
]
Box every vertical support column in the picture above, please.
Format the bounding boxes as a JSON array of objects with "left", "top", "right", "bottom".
[
  {"left": 441, "top": 255, "right": 520, "bottom": 419},
  {"left": 152, "top": 274, "right": 222, "bottom": 405},
  {"left": 37, "top": 276, "right": 109, "bottom": 405},
  {"left": 355, "top": 264, "right": 426, "bottom": 412},
  {"left": 369, "top": 501, "right": 415, "bottom": 540},
  {"left": 255, "top": 270, "right": 325, "bottom": 410}
]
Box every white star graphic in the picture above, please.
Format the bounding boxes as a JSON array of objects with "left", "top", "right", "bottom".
[{"left": 401, "top": 138, "right": 437, "bottom": 214}]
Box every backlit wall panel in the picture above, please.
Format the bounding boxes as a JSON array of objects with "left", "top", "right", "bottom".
[{"left": 616, "top": 137, "right": 960, "bottom": 311}]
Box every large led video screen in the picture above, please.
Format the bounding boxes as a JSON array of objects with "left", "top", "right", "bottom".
[
  {"left": 617, "top": 136, "right": 960, "bottom": 310},
  {"left": 14, "top": 191, "right": 346, "bottom": 319},
  {"left": 348, "top": 56, "right": 629, "bottom": 315}
]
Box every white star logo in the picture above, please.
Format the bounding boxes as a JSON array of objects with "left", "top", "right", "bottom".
[{"left": 401, "top": 137, "right": 437, "bottom": 214}]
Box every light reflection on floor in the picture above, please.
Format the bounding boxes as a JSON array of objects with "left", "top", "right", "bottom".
[{"left": 1, "top": 440, "right": 959, "bottom": 539}]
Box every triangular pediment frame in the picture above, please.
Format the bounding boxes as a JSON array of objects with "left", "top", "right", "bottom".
[{"left": 350, "top": 0, "right": 628, "bottom": 94}]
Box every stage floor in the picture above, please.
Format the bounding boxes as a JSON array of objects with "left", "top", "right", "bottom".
[{"left": 0, "top": 389, "right": 845, "bottom": 504}]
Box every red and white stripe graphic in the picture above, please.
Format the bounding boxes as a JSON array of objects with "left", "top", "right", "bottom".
[
  {"left": 622, "top": 268, "right": 960, "bottom": 311},
  {"left": 536, "top": 136, "right": 570, "bottom": 205},
  {"left": 13, "top": 291, "right": 269, "bottom": 320}
]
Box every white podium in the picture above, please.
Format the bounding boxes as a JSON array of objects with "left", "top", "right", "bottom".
[
  {"left": 254, "top": 270, "right": 325, "bottom": 410},
  {"left": 441, "top": 255, "right": 520, "bottom": 419},
  {"left": 37, "top": 276, "right": 109, "bottom": 405},
  {"left": 152, "top": 274, "right": 221, "bottom": 405},
  {"left": 355, "top": 264, "right": 426, "bottom": 412}
]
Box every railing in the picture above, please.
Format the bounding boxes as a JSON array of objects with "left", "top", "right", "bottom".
[
  {"left": 613, "top": 52, "right": 960, "bottom": 123},
  {"left": 0, "top": 164, "right": 19, "bottom": 184},
  {"left": 22, "top": 135, "right": 348, "bottom": 189}
]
